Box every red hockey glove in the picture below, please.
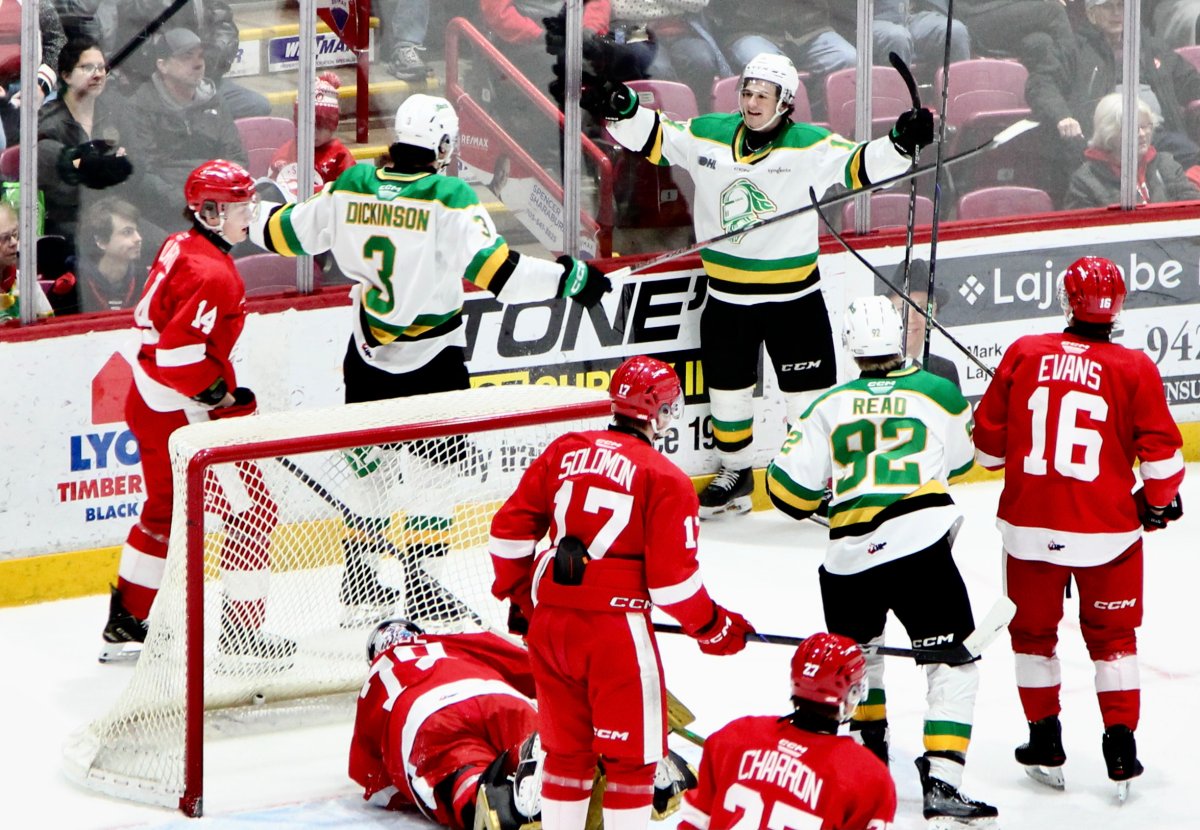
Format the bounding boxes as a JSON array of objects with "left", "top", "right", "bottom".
[
  {"left": 208, "top": 387, "right": 257, "bottom": 420},
  {"left": 50, "top": 271, "right": 77, "bottom": 295},
  {"left": 1134, "top": 487, "right": 1183, "bottom": 531},
  {"left": 694, "top": 605, "right": 754, "bottom": 656}
]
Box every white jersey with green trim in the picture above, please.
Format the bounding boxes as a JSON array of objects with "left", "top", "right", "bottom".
[
  {"left": 607, "top": 108, "right": 911, "bottom": 305},
  {"left": 766, "top": 362, "right": 976, "bottom": 574},
  {"left": 250, "top": 164, "right": 561, "bottom": 374}
]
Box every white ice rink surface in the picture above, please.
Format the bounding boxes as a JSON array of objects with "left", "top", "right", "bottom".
[{"left": 4, "top": 471, "right": 1199, "bottom": 830}]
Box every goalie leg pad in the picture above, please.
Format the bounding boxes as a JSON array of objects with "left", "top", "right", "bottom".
[{"left": 651, "top": 750, "right": 698, "bottom": 819}]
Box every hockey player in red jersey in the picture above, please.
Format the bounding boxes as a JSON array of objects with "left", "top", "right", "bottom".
[
  {"left": 489, "top": 354, "right": 755, "bottom": 830},
  {"left": 101, "top": 160, "right": 294, "bottom": 667},
  {"left": 974, "top": 255, "right": 1185, "bottom": 799},
  {"left": 350, "top": 618, "right": 540, "bottom": 829},
  {"left": 679, "top": 633, "right": 895, "bottom": 830}
]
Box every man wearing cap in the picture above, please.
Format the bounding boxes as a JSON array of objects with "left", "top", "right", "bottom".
[{"left": 123, "top": 28, "right": 247, "bottom": 236}]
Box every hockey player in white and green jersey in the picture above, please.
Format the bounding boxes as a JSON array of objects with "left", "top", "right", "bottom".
[
  {"left": 250, "top": 94, "right": 610, "bottom": 625},
  {"left": 766, "top": 297, "right": 999, "bottom": 829},
  {"left": 587, "top": 52, "right": 934, "bottom": 518}
]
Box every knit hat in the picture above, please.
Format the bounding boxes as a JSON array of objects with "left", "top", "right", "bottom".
[{"left": 294, "top": 72, "right": 342, "bottom": 131}]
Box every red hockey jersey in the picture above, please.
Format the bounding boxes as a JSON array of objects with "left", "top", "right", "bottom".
[
  {"left": 489, "top": 428, "right": 716, "bottom": 634},
  {"left": 130, "top": 229, "right": 246, "bottom": 414},
  {"left": 974, "top": 331, "right": 1184, "bottom": 566},
  {"left": 349, "top": 631, "right": 537, "bottom": 819},
  {"left": 678, "top": 715, "right": 895, "bottom": 830}
]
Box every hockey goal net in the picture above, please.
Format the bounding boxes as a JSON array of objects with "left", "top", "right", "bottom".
[{"left": 63, "top": 385, "right": 609, "bottom": 815}]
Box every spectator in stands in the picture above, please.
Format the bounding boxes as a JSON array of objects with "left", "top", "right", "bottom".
[
  {"left": 110, "top": 0, "right": 269, "bottom": 118},
  {"left": 956, "top": 1, "right": 1075, "bottom": 66},
  {"left": 1065, "top": 92, "right": 1200, "bottom": 208},
  {"left": 1027, "top": 0, "right": 1200, "bottom": 200},
  {"left": 378, "top": 0, "right": 434, "bottom": 81},
  {"left": 123, "top": 28, "right": 246, "bottom": 236},
  {"left": 881, "top": 262, "right": 961, "bottom": 388},
  {"left": 0, "top": 202, "right": 59, "bottom": 322},
  {"left": 1151, "top": 0, "right": 1200, "bottom": 48},
  {"left": 52, "top": 0, "right": 111, "bottom": 44},
  {"left": 268, "top": 72, "right": 355, "bottom": 201},
  {"left": 480, "top": 0, "right": 612, "bottom": 87},
  {"left": 0, "top": 1, "right": 67, "bottom": 147},
  {"left": 71, "top": 196, "right": 146, "bottom": 313},
  {"left": 37, "top": 37, "right": 133, "bottom": 252},
  {"left": 608, "top": 1, "right": 731, "bottom": 99},
  {"left": 871, "top": 1, "right": 970, "bottom": 83},
  {"left": 708, "top": 0, "right": 855, "bottom": 78}
]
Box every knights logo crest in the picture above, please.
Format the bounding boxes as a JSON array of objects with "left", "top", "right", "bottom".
[{"left": 719, "top": 178, "right": 776, "bottom": 244}]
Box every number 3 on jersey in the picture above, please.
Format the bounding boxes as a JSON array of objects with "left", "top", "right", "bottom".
[{"left": 551, "top": 480, "right": 700, "bottom": 556}]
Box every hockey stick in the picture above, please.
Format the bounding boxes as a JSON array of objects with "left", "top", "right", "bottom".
[
  {"left": 888, "top": 51, "right": 923, "bottom": 358},
  {"left": 274, "top": 456, "right": 481, "bottom": 624},
  {"left": 603, "top": 120, "right": 1037, "bottom": 283},
  {"left": 923, "top": 0, "right": 958, "bottom": 368},
  {"left": 654, "top": 597, "right": 1016, "bottom": 666},
  {"left": 808, "top": 186, "right": 995, "bottom": 379},
  {"left": 105, "top": 0, "right": 190, "bottom": 74}
]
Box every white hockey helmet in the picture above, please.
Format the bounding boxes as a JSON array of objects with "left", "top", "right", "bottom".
[
  {"left": 393, "top": 94, "right": 459, "bottom": 171},
  {"left": 740, "top": 52, "right": 799, "bottom": 128},
  {"left": 842, "top": 295, "right": 904, "bottom": 359}
]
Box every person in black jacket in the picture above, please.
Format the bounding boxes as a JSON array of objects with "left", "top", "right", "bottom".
[
  {"left": 37, "top": 37, "right": 132, "bottom": 252},
  {"left": 1027, "top": 0, "right": 1200, "bottom": 201},
  {"left": 881, "top": 262, "right": 961, "bottom": 389}
]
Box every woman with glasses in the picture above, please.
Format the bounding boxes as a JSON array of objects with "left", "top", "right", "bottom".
[
  {"left": 37, "top": 37, "right": 133, "bottom": 258},
  {"left": 1064, "top": 92, "right": 1200, "bottom": 209}
]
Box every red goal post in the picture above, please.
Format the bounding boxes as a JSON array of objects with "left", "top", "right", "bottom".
[{"left": 63, "top": 386, "right": 610, "bottom": 816}]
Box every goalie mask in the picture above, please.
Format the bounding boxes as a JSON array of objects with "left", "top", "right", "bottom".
[
  {"left": 791, "top": 632, "right": 868, "bottom": 724},
  {"left": 184, "top": 159, "right": 258, "bottom": 243},
  {"left": 366, "top": 617, "right": 424, "bottom": 662},
  {"left": 393, "top": 94, "right": 460, "bottom": 171},
  {"left": 610, "top": 355, "right": 683, "bottom": 436},
  {"left": 740, "top": 52, "right": 798, "bottom": 131},
  {"left": 842, "top": 295, "right": 904, "bottom": 359},
  {"left": 1059, "top": 255, "right": 1126, "bottom": 326}
]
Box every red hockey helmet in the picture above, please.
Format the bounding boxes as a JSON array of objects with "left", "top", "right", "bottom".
[
  {"left": 610, "top": 355, "right": 683, "bottom": 434},
  {"left": 791, "top": 632, "right": 867, "bottom": 723},
  {"left": 185, "top": 159, "right": 255, "bottom": 212},
  {"left": 1059, "top": 256, "right": 1126, "bottom": 325}
]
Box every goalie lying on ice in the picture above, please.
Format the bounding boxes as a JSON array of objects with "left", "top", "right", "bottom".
[{"left": 351, "top": 619, "right": 697, "bottom": 830}]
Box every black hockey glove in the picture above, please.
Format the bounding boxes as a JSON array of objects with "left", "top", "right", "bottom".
[
  {"left": 579, "top": 77, "right": 638, "bottom": 121},
  {"left": 890, "top": 108, "right": 935, "bottom": 160},
  {"left": 208, "top": 387, "right": 258, "bottom": 420},
  {"left": 556, "top": 255, "right": 611, "bottom": 308},
  {"left": 507, "top": 602, "right": 530, "bottom": 637},
  {"left": 1134, "top": 487, "right": 1183, "bottom": 531}
]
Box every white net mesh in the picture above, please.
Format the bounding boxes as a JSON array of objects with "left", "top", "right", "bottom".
[{"left": 63, "top": 386, "right": 609, "bottom": 811}]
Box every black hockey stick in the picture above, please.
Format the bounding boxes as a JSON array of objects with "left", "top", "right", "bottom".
[
  {"left": 654, "top": 597, "right": 1015, "bottom": 666},
  {"left": 603, "top": 119, "right": 1038, "bottom": 284},
  {"left": 274, "top": 456, "right": 481, "bottom": 624},
  {"left": 808, "top": 186, "right": 995, "bottom": 379},
  {"left": 105, "top": 0, "right": 190, "bottom": 74},
  {"left": 888, "top": 51, "right": 923, "bottom": 357},
  {"left": 923, "top": 0, "right": 958, "bottom": 368}
]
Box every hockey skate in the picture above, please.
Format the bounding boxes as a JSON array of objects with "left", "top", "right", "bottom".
[
  {"left": 698, "top": 466, "right": 753, "bottom": 519},
  {"left": 1102, "top": 725, "right": 1143, "bottom": 803},
  {"left": 1015, "top": 715, "right": 1066, "bottom": 790},
  {"left": 915, "top": 756, "right": 999, "bottom": 829},
  {"left": 99, "top": 586, "right": 148, "bottom": 663},
  {"left": 216, "top": 622, "right": 297, "bottom": 676},
  {"left": 850, "top": 719, "right": 890, "bottom": 767},
  {"left": 339, "top": 537, "right": 406, "bottom": 628}
]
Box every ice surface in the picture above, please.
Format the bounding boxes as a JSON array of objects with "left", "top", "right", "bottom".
[{"left": 3, "top": 472, "right": 1198, "bottom": 829}]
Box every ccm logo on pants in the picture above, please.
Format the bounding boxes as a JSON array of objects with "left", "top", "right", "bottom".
[
  {"left": 1094, "top": 599, "right": 1137, "bottom": 610},
  {"left": 595, "top": 728, "right": 630, "bottom": 741}
]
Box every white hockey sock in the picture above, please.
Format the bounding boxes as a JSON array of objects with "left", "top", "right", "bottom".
[
  {"left": 540, "top": 796, "right": 592, "bottom": 830},
  {"left": 602, "top": 804, "right": 653, "bottom": 830}
]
